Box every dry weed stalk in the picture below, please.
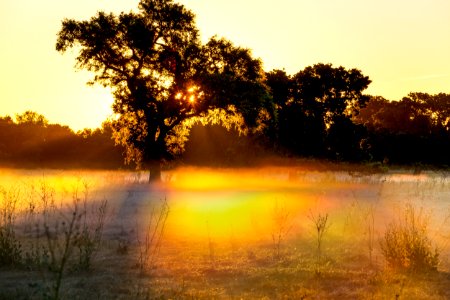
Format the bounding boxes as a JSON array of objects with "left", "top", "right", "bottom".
[
  {"left": 44, "top": 203, "right": 82, "bottom": 300},
  {"left": 29, "top": 180, "right": 108, "bottom": 300},
  {"left": 136, "top": 198, "right": 169, "bottom": 274},
  {"left": 271, "top": 201, "right": 293, "bottom": 259},
  {"left": 365, "top": 204, "right": 376, "bottom": 266},
  {"left": 75, "top": 182, "right": 108, "bottom": 270},
  {"left": 308, "top": 210, "right": 330, "bottom": 260}
]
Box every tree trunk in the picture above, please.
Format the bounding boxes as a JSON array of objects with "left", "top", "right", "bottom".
[{"left": 148, "top": 160, "right": 162, "bottom": 183}]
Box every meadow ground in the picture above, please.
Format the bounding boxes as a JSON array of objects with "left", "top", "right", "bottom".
[{"left": 0, "top": 166, "right": 449, "bottom": 299}]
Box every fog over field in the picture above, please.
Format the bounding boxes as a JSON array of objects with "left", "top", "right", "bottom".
[
  {"left": 3, "top": 167, "right": 449, "bottom": 244},
  {"left": 1, "top": 167, "right": 449, "bottom": 298}
]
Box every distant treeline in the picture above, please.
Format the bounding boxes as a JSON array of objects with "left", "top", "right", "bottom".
[
  {"left": 354, "top": 93, "right": 450, "bottom": 166},
  {"left": 183, "top": 91, "right": 450, "bottom": 168},
  {"left": 265, "top": 71, "right": 450, "bottom": 167},
  {"left": 184, "top": 67, "right": 450, "bottom": 168},
  {"left": 0, "top": 111, "right": 124, "bottom": 169},
  {"left": 1, "top": 90, "right": 449, "bottom": 169}
]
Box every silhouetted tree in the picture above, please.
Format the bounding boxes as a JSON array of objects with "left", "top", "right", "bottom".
[
  {"left": 56, "top": 0, "right": 270, "bottom": 181},
  {"left": 15, "top": 111, "right": 49, "bottom": 126},
  {"left": 355, "top": 93, "right": 450, "bottom": 165},
  {"left": 406, "top": 92, "right": 450, "bottom": 132},
  {"left": 265, "top": 69, "right": 292, "bottom": 110},
  {"left": 266, "top": 64, "right": 370, "bottom": 159}
]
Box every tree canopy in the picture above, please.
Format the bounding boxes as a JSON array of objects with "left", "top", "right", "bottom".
[
  {"left": 265, "top": 64, "right": 371, "bottom": 160},
  {"left": 56, "top": 0, "right": 270, "bottom": 181},
  {"left": 354, "top": 93, "right": 450, "bottom": 165}
]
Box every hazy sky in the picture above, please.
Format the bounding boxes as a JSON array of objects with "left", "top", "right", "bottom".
[{"left": 1, "top": 0, "right": 449, "bottom": 130}]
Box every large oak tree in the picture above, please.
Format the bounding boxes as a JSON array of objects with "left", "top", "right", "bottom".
[{"left": 56, "top": 0, "right": 270, "bottom": 181}]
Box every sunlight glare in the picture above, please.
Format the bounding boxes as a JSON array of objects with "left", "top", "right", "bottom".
[{"left": 163, "top": 167, "right": 336, "bottom": 243}]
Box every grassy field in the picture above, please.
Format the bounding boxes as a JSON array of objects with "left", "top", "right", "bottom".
[{"left": 0, "top": 166, "right": 449, "bottom": 299}]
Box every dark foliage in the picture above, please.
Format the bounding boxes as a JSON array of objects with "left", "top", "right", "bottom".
[
  {"left": 265, "top": 64, "right": 371, "bottom": 161},
  {"left": 355, "top": 93, "right": 450, "bottom": 166}
]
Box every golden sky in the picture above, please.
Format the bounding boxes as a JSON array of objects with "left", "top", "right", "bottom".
[{"left": 1, "top": 0, "right": 449, "bottom": 131}]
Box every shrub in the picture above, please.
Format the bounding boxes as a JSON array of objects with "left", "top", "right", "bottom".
[{"left": 380, "top": 203, "right": 439, "bottom": 273}]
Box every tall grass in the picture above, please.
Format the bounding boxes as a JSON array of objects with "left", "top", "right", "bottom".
[
  {"left": 74, "top": 182, "right": 108, "bottom": 270},
  {"left": 36, "top": 182, "right": 108, "bottom": 299},
  {"left": 0, "top": 180, "right": 109, "bottom": 300},
  {"left": 0, "top": 186, "right": 22, "bottom": 266},
  {"left": 136, "top": 198, "right": 169, "bottom": 275},
  {"left": 43, "top": 200, "right": 82, "bottom": 300}
]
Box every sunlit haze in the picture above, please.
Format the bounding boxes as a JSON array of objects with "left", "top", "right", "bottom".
[
  {"left": 1, "top": 0, "right": 449, "bottom": 130},
  {"left": 1, "top": 167, "right": 448, "bottom": 246}
]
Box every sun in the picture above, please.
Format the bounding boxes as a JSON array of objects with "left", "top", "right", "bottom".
[{"left": 174, "top": 85, "right": 201, "bottom": 104}]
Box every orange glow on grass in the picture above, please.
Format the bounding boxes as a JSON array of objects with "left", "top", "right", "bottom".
[
  {"left": 0, "top": 169, "right": 119, "bottom": 213},
  {"left": 168, "top": 167, "right": 300, "bottom": 191},
  {"left": 2, "top": 167, "right": 448, "bottom": 256},
  {"left": 165, "top": 191, "right": 311, "bottom": 242},
  {"left": 163, "top": 167, "right": 340, "bottom": 243}
]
